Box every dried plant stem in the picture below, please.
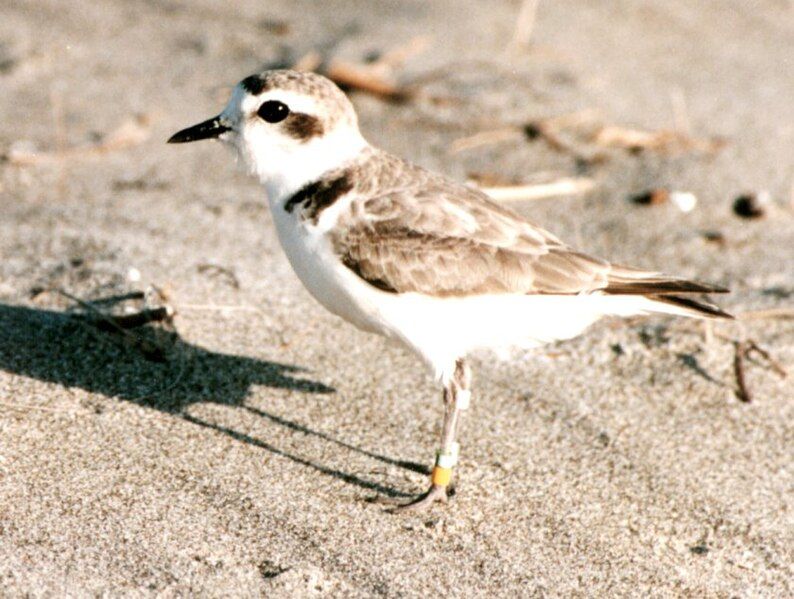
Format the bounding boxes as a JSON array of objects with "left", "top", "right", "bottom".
[
  {"left": 745, "top": 341, "right": 788, "bottom": 378},
  {"left": 449, "top": 128, "right": 524, "bottom": 153},
  {"left": 55, "top": 288, "right": 170, "bottom": 361},
  {"left": 482, "top": 177, "right": 595, "bottom": 202},
  {"left": 6, "top": 115, "right": 152, "bottom": 166},
  {"left": 592, "top": 125, "right": 724, "bottom": 154},
  {"left": 512, "top": 0, "right": 540, "bottom": 49},
  {"left": 325, "top": 60, "right": 413, "bottom": 102},
  {"left": 738, "top": 308, "right": 794, "bottom": 321},
  {"left": 734, "top": 341, "right": 753, "bottom": 402},
  {"left": 95, "top": 307, "right": 173, "bottom": 331},
  {"left": 373, "top": 36, "right": 430, "bottom": 70}
]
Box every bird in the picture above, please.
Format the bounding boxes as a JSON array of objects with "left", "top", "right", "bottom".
[{"left": 168, "top": 70, "right": 731, "bottom": 511}]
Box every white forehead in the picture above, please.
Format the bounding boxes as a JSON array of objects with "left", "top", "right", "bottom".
[{"left": 239, "top": 88, "right": 323, "bottom": 117}]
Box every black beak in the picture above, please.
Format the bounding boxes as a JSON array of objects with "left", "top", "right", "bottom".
[{"left": 167, "top": 115, "right": 230, "bottom": 144}]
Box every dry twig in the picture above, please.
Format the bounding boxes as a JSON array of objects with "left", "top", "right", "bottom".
[
  {"left": 732, "top": 338, "right": 788, "bottom": 403},
  {"left": 481, "top": 177, "right": 595, "bottom": 202},
  {"left": 592, "top": 125, "right": 725, "bottom": 154},
  {"left": 94, "top": 307, "right": 173, "bottom": 331},
  {"left": 370, "top": 36, "right": 431, "bottom": 72},
  {"left": 90, "top": 291, "right": 146, "bottom": 306},
  {"left": 177, "top": 303, "right": 264, "bottom": 314},
  {"left": 291, "top": 40, "right": 423, "bottom": 103},
  {"left": 511, "top": 0, "right": 541, "bottom": 49},
  {"left": 55, "top": 288, "right": 172, "bottom": 362},
  {"left": 455, "top": 108, "right": 724, "bottom": 163},
  {"left": 292, "top": 51, "right": 414, "bottom": 102},
  {"left": 6, "top": 114, "right": 153, "bottom": 166},
  {"left": 324, "top": 60, "right": 414, "bottom": 102},
  {"left": 523, "top": 114, "right": 610, "bottom": 165},
  {"left": 292, "top": 51, "right": 323, "bottom": 72},
  {"left": 733, "top": 341, "right": 753, "bottom": 402},
  {"left": 197, "top": 263, "right": 240, "bottom": 289},
  {"left": 738, "top": 308, "right": 794, "bottom": 321},
  {"left": 449, "top": 127, "right": 523, "bottom": 153},
  {"left": 745, "top": 341, "right": 788, "bottom": 379}
]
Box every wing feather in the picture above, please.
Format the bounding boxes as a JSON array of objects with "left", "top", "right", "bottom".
[{"left": 329, "top": 152, "right": 727, "bottom": 298}]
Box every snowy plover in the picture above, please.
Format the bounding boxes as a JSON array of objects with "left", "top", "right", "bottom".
[{"left": 169, "top": 70, "right": 730, "bottom": 511}]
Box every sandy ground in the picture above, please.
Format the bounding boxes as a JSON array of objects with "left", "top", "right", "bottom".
[{"left": 1, "top": 0, "right": 793, "bottom": 596}]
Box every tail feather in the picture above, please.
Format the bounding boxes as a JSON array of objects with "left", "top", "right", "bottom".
[
  {"left": 603, "top": 273, "right": 729, "bottom": 296},
  {"left": 647, "top": 294, "right": 733, "bottom": 319},
  {"left": 600, "top": 266, "right": 731, "bottom": 320}
]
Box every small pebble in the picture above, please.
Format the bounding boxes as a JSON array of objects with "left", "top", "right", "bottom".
[
  {"left": 733, "top": 192, "right": 769, "bottom": 219},
  {"left": 631, "top": 189, "right": 697, "bottom": 212},
  {"left": 670, "top": 191, "right": 697, "bottom": 213},
  {"left": 630, "top": 189, "right": 669, "bottom": 205},
  {"left": 700, "top": 230, "right": 726, "bottom": 245},
  {"left": 701, "top": 230, "right": 724, "bottom": 241}
]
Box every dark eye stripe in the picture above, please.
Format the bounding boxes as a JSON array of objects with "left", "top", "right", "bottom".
[
  {"left": 257, "top": 100, "right": 290, "bottom": 123},
  {"left": 284, "top": 113, "right": 324, "bottom": 141}
]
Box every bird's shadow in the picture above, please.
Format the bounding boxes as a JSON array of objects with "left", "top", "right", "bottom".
[{"left": 0, "top": 303, "right": 424, "bottom": 497}]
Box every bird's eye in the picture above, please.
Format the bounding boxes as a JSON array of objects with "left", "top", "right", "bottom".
[{"left": 257, "top": 100, "right": 290, "bottom": 123}]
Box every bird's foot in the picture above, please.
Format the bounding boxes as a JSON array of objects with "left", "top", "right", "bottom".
[{"left": 391, "top": 483, "right": 450, "bottom": 513}]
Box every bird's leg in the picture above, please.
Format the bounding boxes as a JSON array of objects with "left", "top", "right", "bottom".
[{"left": 395, "top": 359, "right": 471, "bottom": 512}]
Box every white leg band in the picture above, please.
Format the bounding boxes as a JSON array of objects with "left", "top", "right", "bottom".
[
  {"left": 436, "top": 442, "right": 460, "bottom": 468},
  {"left": 456, "top": 389, "right": 471, "bottom": 410}
]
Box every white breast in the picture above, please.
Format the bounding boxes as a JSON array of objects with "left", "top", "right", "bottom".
[{"left": 267, "top": 194, "right": 389, "bottom": 335}]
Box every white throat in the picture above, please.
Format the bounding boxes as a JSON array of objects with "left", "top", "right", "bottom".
[{"left": 247, "top": 128, "right": 368, "bottom": 206}]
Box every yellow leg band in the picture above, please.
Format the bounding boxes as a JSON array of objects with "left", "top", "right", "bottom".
[{"left": 431, "top": 465, "right": 452, "bottom": 487}]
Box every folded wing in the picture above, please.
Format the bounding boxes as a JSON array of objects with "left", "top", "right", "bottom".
[{"left": 329, "top": 155, "right": 729, "bottom": 317}]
